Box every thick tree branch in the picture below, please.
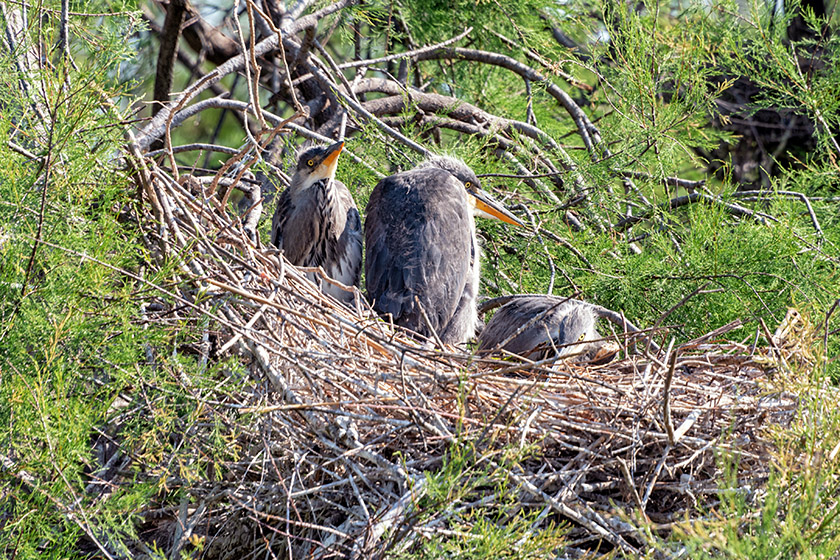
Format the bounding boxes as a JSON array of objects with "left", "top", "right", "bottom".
[
  {"left": 152, "top": 0, "right": 186, "bottom": 126},
  {"left": 415, "top": 47, "right": 604, "bottom": 157}
]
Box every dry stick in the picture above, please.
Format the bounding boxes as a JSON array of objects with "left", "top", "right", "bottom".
[
  {"left": 662, "top": 340, "right": 677, "bottom": 446},
  {"left": 619, "top": 169, "right": 706, "bottom": 192},
  {"left": 248, "top": 0, "right": 304, "bottom": 113},
  {"left": 413, "top": 296, "right": 445, "bottom": 349},
  {"left": 229, "top": 0, "right": 262, "bottom": 138},
  {"left": 219, "top": 293, "right": 277, "bottom": 354},
  {"left": 641, "top": 359, "right": 688, "bottom": 515},
  {"left": 731, "top": 189, "right": 826, "bottom": 242},
  {"left": 244, "top": 0, "right": 266, "bottom": 128},
  {"left": 395, "top": 357, "right": 447, "bottom": 440},
  {"left": 122, "top": 129, "right": 165, "bottom": 228},
  {"left": 7, "top": 139, "right": 39, "bottom": 159},
  {"left": 682, "top": 318, "right": 745, "bottom": 347},
  {"left": 519, "top": 406, "right": 542, "bottom": 449},
  {"left": 352, "top": 478, "right": 428, "bottom": 558},
  {"left": 169, "top": 496, "right": 200, "bottom": 559},
  {"left": 20, "top": 106, "right": 56, "bottom": 297},
  {"left": 215, "top": 110, "right": 304, "bottom": 210},
  {"left": 641, "top": 443, "right": 672, "bottom": 511},
  {"left": 500, "top": 464, "right": 640, "bottom": 555},
  {"left": 149, "top": 172, "right": 201, "bottom": 276},
  {"left": 229, "top": 493, "right": 355, "bottom": 546},
  {"left": 617, "top": 457, "right": 644, "bottom": 512},
  {"left": 612, "top": 192, "right": 776, "bottom": 232},
  {"left": 759, "top": 316, "right": 783, "bottom": 363},
  {"left": 312, "top": 38, "right": 361, "bottom": 106},
  {"left": 146, "top": 142, "right": 242, "bottom": 157}
]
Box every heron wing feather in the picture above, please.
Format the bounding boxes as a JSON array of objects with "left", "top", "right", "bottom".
[{"left": 365, "top": 169, "right": 472, "bottom": 339}]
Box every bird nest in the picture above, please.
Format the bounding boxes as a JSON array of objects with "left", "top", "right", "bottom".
[{"left": 124, "top": 154, "right": 806, "bottom": 559}]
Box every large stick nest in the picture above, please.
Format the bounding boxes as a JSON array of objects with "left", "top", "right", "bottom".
[{"left": 121, "top": 152, "right": 806, "bottom": 559}]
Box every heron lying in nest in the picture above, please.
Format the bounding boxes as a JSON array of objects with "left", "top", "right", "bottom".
[{"left": 478, "top": 296, "right": 619, "bottom": 364}]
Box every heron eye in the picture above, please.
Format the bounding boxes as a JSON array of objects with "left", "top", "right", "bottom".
[
  {"left": 307, "top": 159, "right": 315, "bottom": 167},
  {"left": 464, "top": 181, "right": 473, "bottom": 189},
  {"left": 578, "top": 333, "right": 586, "bottom": 341}
]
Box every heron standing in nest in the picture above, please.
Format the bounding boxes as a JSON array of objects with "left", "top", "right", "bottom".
[
  {"left": 270, "top": 141, "right": 362, "bottom": 304},
  {"left": 477, "top": 296, "right": 619, "bottom": 363},
  {"left": 364, "top": 156, "right": 524, "bottom": 344}
]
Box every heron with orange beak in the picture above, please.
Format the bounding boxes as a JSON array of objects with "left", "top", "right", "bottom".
[
  {"left": 271, "top": 141, "right": 362, "bottom": 304},
  {"left": 365, "top": 156, "right": 524, "bottom": 344}
]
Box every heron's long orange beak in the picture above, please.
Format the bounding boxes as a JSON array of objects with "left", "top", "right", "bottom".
[
  {"left": 469, "top": 187, "right": 525, "bottom": 227},
  {"left": 320, "top": 141, "right": 344, "bottom": 176}
]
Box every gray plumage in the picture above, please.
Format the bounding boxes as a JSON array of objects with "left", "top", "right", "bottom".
[
  {"left": 477, "top": 296, "right": 617, "bottom": 363},
  {"left": 365, "top": 156, "right": 523, "bottom": 344},
  {"left": 271, "top": 141, "right": 361, "bottom": 304}
]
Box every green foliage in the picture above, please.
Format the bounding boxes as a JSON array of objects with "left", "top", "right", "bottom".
[
  {"left": 666, "top": 364, "right": 840, "bottom": 559},
  {"left": 0, "top": 3, "right": 240, "bottom": 557}
]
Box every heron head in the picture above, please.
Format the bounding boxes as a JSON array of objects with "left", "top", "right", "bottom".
[
  {"left": 556, "top": 306, "right": 619, "bottom": 364},
  {"left": 556, "top": 306, "right": 598, "bottom": 355},
  {"left": 419, "top": 155, "right": 524, "bottom": 227},
  {"left": 292, "top": 141, "right": 344, "bottom": 189}
]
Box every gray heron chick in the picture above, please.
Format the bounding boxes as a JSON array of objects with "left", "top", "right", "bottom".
[
  {"left": 270, "top": 141, "right": 362, "bottom": 303},
  {"left": 477, "top": 296, "right": 618, "bottom": 363},
  {"left": 365, "top": 156, "right": 523, "bottom": 344}
]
